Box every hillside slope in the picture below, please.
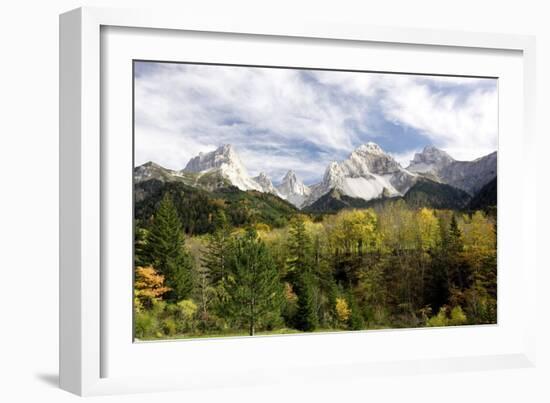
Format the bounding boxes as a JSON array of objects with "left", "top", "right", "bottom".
[
  {"left": 468, "top": 176, "right": 497, "bottom": 211},
  {"left": 135, "top": 179, "right": 298, "bottom": 235}
]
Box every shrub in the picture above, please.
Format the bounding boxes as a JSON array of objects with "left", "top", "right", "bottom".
[
  {"left": 135, "top": 311, "right": 159, "bottom": 339},
  {"left": 168, "top": 299, "right": 198, "bottom": 334},
  {"left": 177, "top": 299, "right": 198, "bottom": 319},
  {"left": 260, "top": 311, "right": 284, "bottom": 331},
  {"left": 427, "top": 306, "right": 468, "bottom": 327},
  {"left": 427, "top": 307, "right": 448, "bottom": 327},
  {"left": 254, "top": 222, "right": 272, "bottom": 233},
  {"left": 449, "top": 306, "right": 467, "bottom": 326},
  {"left": 162, "top": 318, "right": 178, "bottom": 336}
]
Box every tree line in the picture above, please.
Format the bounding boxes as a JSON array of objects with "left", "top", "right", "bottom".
[{"left": 134, "top": 193, "right": 497, "bottom": 339}]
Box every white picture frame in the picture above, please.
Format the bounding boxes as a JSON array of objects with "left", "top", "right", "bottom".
[{"left": 59, "top": 6, "right": 537, "bottom": 396}]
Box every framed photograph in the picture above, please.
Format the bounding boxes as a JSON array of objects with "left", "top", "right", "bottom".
[{"left": 60, "top": 7, "right": 537, "bottom": 396}]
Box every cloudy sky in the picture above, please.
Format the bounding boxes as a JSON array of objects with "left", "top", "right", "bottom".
[{"left": 134, "top": 61, "right": 498, "bottom": 185}]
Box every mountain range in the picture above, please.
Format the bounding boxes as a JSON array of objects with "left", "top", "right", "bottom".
[{"left": 134, "top": 143, "right": 497, "bottom": 212}]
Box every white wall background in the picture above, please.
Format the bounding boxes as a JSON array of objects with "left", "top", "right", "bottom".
[{"left": 0, "top": 1, "right": 548, "bottom": 402}]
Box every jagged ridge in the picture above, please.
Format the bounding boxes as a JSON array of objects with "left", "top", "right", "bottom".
[{"left": 134, "top": 142, "right": 497, "bottom": 212}]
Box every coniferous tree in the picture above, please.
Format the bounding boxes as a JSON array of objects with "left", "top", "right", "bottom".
[
  {"left": 134, "top": 226, "right": 150, "bottom": 267},
  {"left": 287, "top": 215, "right": 318, "bottom": 331},
  {"left": 425, "top": 214, "right": 466, "bottom": 312},
  {"left": 312, "top": 233, "right": 335, "bottom": 328},
  {"left": 224, "top": 228, "right": 283, "bottom": 336},
  {"left": 347, "top": 291, "right": 364, "bottom": 330},
  {"left": 425, "top": 251, "right": 449, "bottom": 314},
  {"left": 293, "top": 272, "right": 318, "bottom": 331},
  {"left": 202, "top": 210, "right": 233, "bottom": 284},
  {"left": 447, "top": 214, "right": 467, "bottom": 291},
  {"left": 145, "top": 193, "right": 194, "bottom": 301},
  {"left": 287, "top": 215, "right": 312, "bottom": 275}
]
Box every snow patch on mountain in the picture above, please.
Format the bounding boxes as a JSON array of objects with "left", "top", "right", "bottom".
[{"left": 340, "top": 176, "right": 395, "bottom": 201}]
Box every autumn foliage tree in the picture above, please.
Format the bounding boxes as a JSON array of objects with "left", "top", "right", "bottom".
[{"left": 134, "top": 266, "right": 170, "bottom": 310}]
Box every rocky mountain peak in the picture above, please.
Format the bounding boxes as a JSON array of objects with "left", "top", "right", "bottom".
[
  {"left": 282, "top": 170, "right": 297, "bottom": 181},
  {"left": 353, "top": 142, "right": 385, "bottom": 156},
  {"left": 407, "top": 146, "right": 496, "bottom": 194},
  {"left": 411, "top": 145, "right": 454, "bottom": 165},
  {"left": 302, "top": 143, "right": 416, "bottom": 207},
  {"left": 276, "top": 170, "right": 311, "bottom": 208},
  {"left": 280, "top": 170, "right": 307, "bottom": 191},
  {"left": 184, "top": 144, "right": 242, "bottom": 173},
  {"left": 183, "top": 144, "right": 262, "bottom": 192},
  {"left": 253, "top": 172, "right": 282, "bottom": 197},
  {"left": 346, "top": 142, "right": 403, "bottom": 176},
  {"left": 409, "top": 145, "right": 454, "bottom": 172}
]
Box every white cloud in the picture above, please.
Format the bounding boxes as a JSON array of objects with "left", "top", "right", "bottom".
[
  {"left": 378, "top": 75, "right": 498, "bottom": 161},
  {"left": 134, "top": 62, "right": 498, "bottom": 183}
]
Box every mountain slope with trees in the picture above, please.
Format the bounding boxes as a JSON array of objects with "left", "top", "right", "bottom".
[
  {"left": 468, "top": 176, "right": 497, "bottom": 211},
  {"left": 135, "top": 179, "right": 298, "bottom": 236}
]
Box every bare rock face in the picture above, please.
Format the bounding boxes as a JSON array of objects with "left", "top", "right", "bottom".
[
  {"left": 408, "top": 146, "right": 496, "bottom": 195},
  {"left": 276, "top": 170, "right": 311, "bottom": 208},
  {"left": 439, "top": 152, "right": 497, "bottom": 195}
]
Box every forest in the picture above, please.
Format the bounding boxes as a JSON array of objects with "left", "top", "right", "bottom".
[{"left": 134, "top": 189, "right": 497, "bottom": 340}]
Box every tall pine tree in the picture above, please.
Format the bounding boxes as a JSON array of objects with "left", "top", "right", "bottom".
[
  {"left": 145, "top": 193, "right": 194, "bottom": 301},
  {"left": 224, "top": 228, "right": 283, "bottom": 336},
  {"left": 347, "top": 290, "right": 364, "bottom": 330},
  {"left": 447, "top": 214, "right": 467, "bottom": 291},
  {"left": 134, "top": 226, "right": 150, "bottom": 268},
  {"left": 287, "top": 215, "right": 318, "bottom": 331},
  {"left": 293, "top": 272, "right": 318, "bottom": 331}
]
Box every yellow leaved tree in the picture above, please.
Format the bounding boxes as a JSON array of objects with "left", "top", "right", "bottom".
[
  {"left": 416, "top": 208, "right": 440, "bottom": 252},
  {"left": 327, "top": 209, "right": 381, "bottom": 256},
  {"left": 335, "top": 297, "right": 351, "bottom": 323},
  {"left": 134, "top": 266, "right": 171, "bottom": 311}
]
